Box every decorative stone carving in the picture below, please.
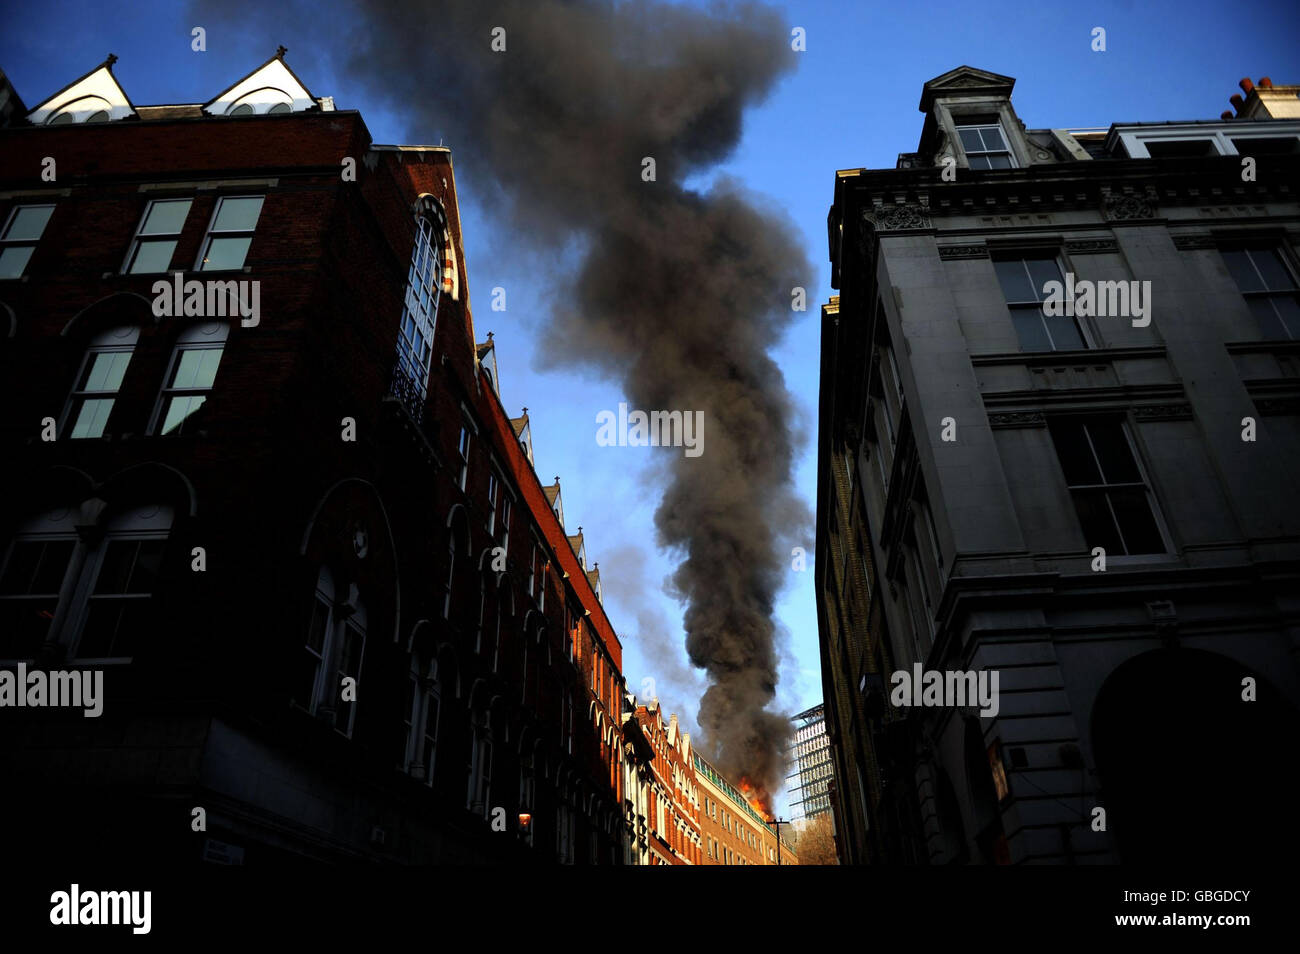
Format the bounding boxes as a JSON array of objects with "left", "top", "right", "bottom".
[
  {"left": 988, "top": 411, "right": 1047, "bottom": 428},
  {"left": 1133, "top": 403, "right": 1193, "bottom": 421},
  {"left": 1102, "top": 188, "right": 1157, "bottom": 221},
  {"left": 938, "top": 244, "right": 989, "bottom": 260},
  {"left": 865, "top": 204, "right": 932, "bottom": 231},
  {"left": 1064, "top": 239, "right": 1118, "bottom": 254}
]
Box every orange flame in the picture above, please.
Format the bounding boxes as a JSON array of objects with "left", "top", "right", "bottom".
[{"left": 738, "top": 776, "right": 775, "bottom": 823}]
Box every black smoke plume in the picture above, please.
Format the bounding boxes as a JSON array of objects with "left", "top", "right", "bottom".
[{"left": 195, "top": 0, "right": 810, "bottom": 805}]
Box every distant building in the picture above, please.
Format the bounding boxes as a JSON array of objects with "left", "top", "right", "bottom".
[
  {"left": 785, "top": 703, "right": 833, "bottom": 821},
  {"left": 621, "top": 700, "right": 702, "bottom": 864},
  {"left": 819, "top": 67, "right": 1300, "bottom": 865},
  {"left": 695, "top": 752, "right": 798, "bottom": 865}
]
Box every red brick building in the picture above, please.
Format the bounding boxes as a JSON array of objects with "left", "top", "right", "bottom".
[
  {"left": 622, "top": 702, "right": 702, "bottom": 864},
  {"left": 0, "top": 50, "right": 629, "bottom": 864}
]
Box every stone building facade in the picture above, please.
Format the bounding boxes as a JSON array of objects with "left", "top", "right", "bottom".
[{"left": 818, "top": 67, "right": 1300, "bottom": 864}]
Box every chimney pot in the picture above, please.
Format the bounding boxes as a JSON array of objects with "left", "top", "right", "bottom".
[
  {"left": 1259, "top": 76, "right": 1273, "bottom": 88},
  {"left": 1221, "top": 111, "right": 1234, "bottom": 120},
  {"left": 1239, "top": 77, "right": 1255, "bottom": 94},
  {"left": 1230, "top": 93, "right": 1244, "bottom": 108}
]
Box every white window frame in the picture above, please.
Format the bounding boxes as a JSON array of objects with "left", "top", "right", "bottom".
[
  {"left": 148, "top": 322, "right": 229, "bottom": 436},
  {"left": 122, "top": 198, "right": 193, "bottom": 275},
  {"left": 60, "top": 325, "right": 140, "bottom": 440},
  {"left": 953, "top": 119, "right": 1017, "bottom": 169},
  {"left": 0, "top": 203, "right": 56, "bottom": 280},
  {"left": 194, "top": 195, "right": 264, "bottom": 272}
]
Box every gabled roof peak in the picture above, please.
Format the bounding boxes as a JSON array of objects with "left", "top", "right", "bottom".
[
  {"left": 26, "top": 57, "right": 136, "bottom": 125},
  {"left": 920, "top": 65, "right": 1016, "bottom": 112}
]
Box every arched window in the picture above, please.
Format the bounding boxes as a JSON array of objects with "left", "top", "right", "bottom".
[
  {"left": 394, "top": 197, "right": 448, "bottom": 401},
  {"left": 443, "top": 510, "right": 468, "bottom": 620},
  {"left": 403, "top": 654, "right": 440, "bottom": 785},
  {"left": 225, "top": 87, "right": 294, "bottom": 116},
  {"left": 46, "top": 95, "right": 114, "bottom": 125},
  {"left": 296, "top": 567, "right": 368, "bottom": 738},
  {"left": 151, "top": 322, "right": 229, "bottom": 436},
  {"left": 467, "top": 715, "right": 493, "bottom": 817},
  {"left": 0, "top": 502, "right": 172, "bottom": 661},
  {"left": 62, "top": 325, "right": 139, "bottom": 439}
]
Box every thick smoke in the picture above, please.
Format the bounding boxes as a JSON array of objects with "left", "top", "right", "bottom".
[{"left": 196, "top": 0, "right": 810, "bottom": 803}]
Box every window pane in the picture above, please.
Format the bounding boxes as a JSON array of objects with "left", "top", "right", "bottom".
[
  {"left": 1221, "top": 249, "right": 1262, "bottom": 293},
  {"left": 979, "top": 126, "right": 1008, "bottom": 151},
  {"left": 1025, "top": 258, "right": 1063, "bottom": 299},
  {"left": 1108, "top": 488, "right": 1165, "bottom": 554},
  {"left": 1046, "top": 314, "right": 1085, "bottom": 351},
  {"left": 986, "top": 154, "right": 1013, "bottom": 169},
  {"left": 94, "top": 540, "right": 137, "bottom": 594},
  {"left": 1, "top": 539, "right": 73, "bottom": 595},
  {"left": 0, "top": 245, "right": 36, "bottom": 279},
  {"left": 128, "top": 238, "right": 177, "bottom": 274},
  {"left": 1049, "top": 420, "right": 1101, "bottom": 484},
  {"left": 1071, "top": 489, "right": 1124, "bottom": 553},
  {"left": 968, "top": 155, "right": 991, "bottom": 171},
  {"left": 160, "top": 395, "right": 206, "bottom": 435},
  {"left": 170, "top": 348, "right": 224, "bottom": 390},
  {"left": 141, "top": 200, "right": 192, "bottom": 236},
  {"left": 1086, "top": 423, "right": 1141, "bottom": 483},
  {"left": 994, "top": 259, "right": 1035, "bottom": 303},
  {"left": 958, "top": 128, "right": 984, "bottom": 152},
  {"left": 1011, "top": 308, "right": 1052, "bottom": 352},
  {"left": 4, "top": 206, "right": 55, "bottom": 241},
  {"left": 0, "top": 598, "right": 58, "bottom": 657},
  {"left": 69, "top": 398, "right": 115, "bottom": 439},
  {"left": 80, "top": 351, "right": 132, "bottom": 392},
  {"left": 212, "top": 197, "right": 264, "bottom": 232},
  {"left": 1249, "top": 248, "right": 1296, "bottom": 291},
  {"left": 1270, "top": 295, "right": 1300, "bottom": 338},
  {"left": 200, "top": 236, "right": 252, "bottom": 270},
  {"left": 1248, "top": 298, "right": 1288, "bottom": 339}
]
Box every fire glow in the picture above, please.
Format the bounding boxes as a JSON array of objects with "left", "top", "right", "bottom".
[{"left": 739, "top": 777, "right": 775, "bottom": 823}]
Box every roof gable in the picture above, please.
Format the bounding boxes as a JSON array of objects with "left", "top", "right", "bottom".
[
  {"left": 27, "top": 57, "right": 136, "bottom": 125},
  {"left": 919, "top": 65, "right": 1016, "bottom": 111},
  {"left": 203, "top": 50, "right": 316, "bottom": 116}
]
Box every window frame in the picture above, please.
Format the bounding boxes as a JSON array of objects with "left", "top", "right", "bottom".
[
  {"left": 954, "top": 118, "right": 1017, "bottom": 170},
  {"left": 1219, "top": 242, "right": 1300, "bottom": 341},
  {"left": 1049, "top": 416, "right": 1174, "bottom": 560},
  {"left": 60, "top": 325, "right": 140, "bottom": 440},
  {"left": 0, "top": 203, "right": 56, "bottom": 280},
  {"left": 193, "top": 194, "right": 264, "bottom": 272},
  {"left": 992, "top": 251, "right": 1092, "bottom": 353},
  {"left": 148, "top": 322, "right": 230, "bottom": 436},
  {"left": 122, "top": 198, "right": 193, "bottom": 275}
]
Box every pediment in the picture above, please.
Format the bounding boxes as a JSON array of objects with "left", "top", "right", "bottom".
[{"left": 919, "top": 66, "right": 1016, "bottom": 111}]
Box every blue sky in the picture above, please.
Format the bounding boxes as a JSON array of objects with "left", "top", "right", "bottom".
[{"left": 4, "top": 0, "right": 1297, "bottom": 813}]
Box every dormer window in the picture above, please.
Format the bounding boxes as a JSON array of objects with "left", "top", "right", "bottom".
[{"left": 956, "top": 118, "right": 1015, "bottom": 169}]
